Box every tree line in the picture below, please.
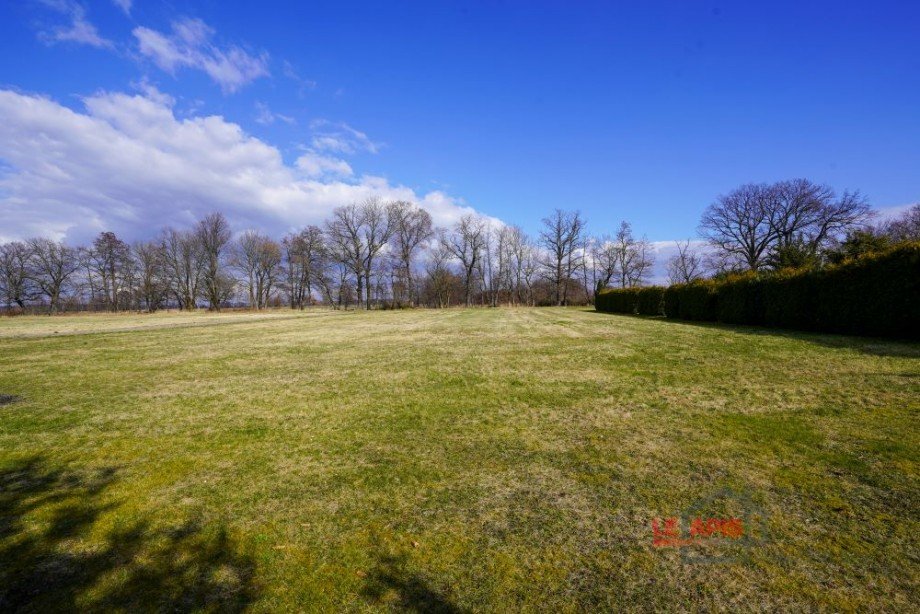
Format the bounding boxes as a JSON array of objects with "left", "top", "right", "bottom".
[
  {"left": 1, "top": 179, "right": 917, "bottom": 313},
  {"left": 0, "top": 199, "right": 654, "bottom": 312}
]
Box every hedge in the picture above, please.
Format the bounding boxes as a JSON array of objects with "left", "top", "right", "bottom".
[
  {"left": 595, "top": 286, "right": 665, "bottom": 316},
  {"left": 636, "top": 287, "right": 665, "bottom": 315},
  {"left": 715, "top": 273, "right": 763, "bottom": 325},
  {"left": 662, "top": 281, "right": 717, "bottom": 321},
  {"left": 595, "top": 287, "right": 640, "bottom": 314},
  {"left": 659, "top": 243, "right": 920, "bottom": 339}
]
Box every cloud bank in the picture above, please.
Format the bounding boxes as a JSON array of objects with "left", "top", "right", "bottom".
[{"left": 0, "top": 88, "right": 486, "bottom": 244}]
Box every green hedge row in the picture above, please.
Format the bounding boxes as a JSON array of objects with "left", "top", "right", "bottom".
[
  {"left": 595, "top": 287, "right": 637, "bottom": 313},
  {"left": 661, "top": 243, "right": 920, "bottom": 339},
  {"left": 636, "top": 287, "right": 665, "bottom": 315},
  {"left": 596, "top": 243, "right": 919, "bottom": 339},
  {"left": 595, "top": 286, "right": 665, "bottom": 315}
]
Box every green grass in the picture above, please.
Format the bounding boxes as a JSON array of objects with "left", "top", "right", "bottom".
[{"left": 1, "top": 308, "right": 917, "bottom": 612}]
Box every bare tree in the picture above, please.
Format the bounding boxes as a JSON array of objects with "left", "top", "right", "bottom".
[
  {"left": 134, "top": 240, "right": 167, "bottom": 312},
  {"left": 325, "top": 204, "right": 365, "bottom": 308},
  {"left": 702, "top": 180, "right": 871, "bottom": 271},
  {"left": 160, "top": 228, "right": 203, "bottom": 310},
  {"left": 87, "top": 231, "right": 133, "bottom": 311},
  {"left": 389, "top": 201, "right": 433, "bottom": 307},
  {"left": 592, "top": 236, "right": 618, "bottom": 291},
  {"left": 234, "top": 231, "right": 282, "bottom": 309},
  {"left": 446, "top": 214, "right": 487, "bottom": 307},
  {"left": 666, "top": 240, "right": 704, "bottom": 284},
  {"left": 607, "top": 221, "right": 654, "bottom": 287},
  {"left": 324, "top": 198, "right": 394, "bottom": 309},
  {"left": 581, "top": 234, "right": 596, "bottom": 303},
  {"left": 477, "top": 222, "right": 497, "bottom": 306},
  {"left": 0, "top": 241, "right": 33, "bottom": 309},
  {"left": 627, "top": 237, "right": 655, "bottom": 287},
  {"left": 539, "top": 209, "right": 585, "bottom": 306},
  {"left": 282, "top": 226, "right": 325, "bottom": 309},
  {"left": 361, "top": 198, "right": 395, "bottom": 309},
  {"left": 234, "top": 231, "right": 260, "bottom": 308},
  {"left": 564, "top": 219, "right": 587, "bottom": 304},
  {"left": 26, "top": 238, "right": 80, "bottom": 313},
  {"left": 507, "top": 226, "right": 537, "bottom": 306},
  {"left": 196, "top": 212, "right": 234, "bottom": 311},
  {"left": 768, "top": 179, "right": 831, "bottom": 250},
  {"left": 885, "top": 203, "right": 920, "bottom": 242},
  {"left": 425, "top": 233, "right": 457, "bottom": 308},
  {"left": 809, "top": 190, "right": 872, "bottom": 250},
  {"left": 317, "top": 258, "right": 353, "bottom": 310},
  {"left": 371, "top": 258, "right": 390, "bottom": 306},
  {"left": 699, "top": 183, "right": 775, "bottom": 271},
  {"left": 494, "top": 225, "right": 515, "bottom": 306},
  {"left": 770, "top": 179, "right": 871, "bottom": 255}
]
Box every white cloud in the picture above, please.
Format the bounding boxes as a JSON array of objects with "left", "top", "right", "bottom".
[
  {"left": 38, "top": 0, "right": 113, "bottom": 49},
  {"left": 873, "top": 203, "right": 917, "bottom": 222},
  {"left": 254, "top": 101, "right": 295, "bottom": 126},
  {"left": 310, "top": 119, "right": 380, "bottom": 154},
  {"left": 133, "top": 18, "right": 269, "bottom": 93},
  {"left": 130, "top": 77, "right": 175, "bottom": 107},
  {"left": 296, "top": 152, "right": 353, "bottom": 178},
  {"left": 111, "top": 0, "right": 132, "bottom": 15},
  {"left": 0, "top": 88, "right": 485, "bottom": 244},
  {"left": 282, "top": 60, "right": 317, "bottom": 98}
]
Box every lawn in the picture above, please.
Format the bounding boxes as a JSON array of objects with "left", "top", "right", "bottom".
[{"left": 0, "top": 308, "right": 917, "bottom": 612}]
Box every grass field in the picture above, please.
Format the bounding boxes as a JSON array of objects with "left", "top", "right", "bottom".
[{"left": 1, "top": 308, "right": 917, "bottom": 612}]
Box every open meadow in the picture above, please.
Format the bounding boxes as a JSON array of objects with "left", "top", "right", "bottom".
[{"left": 1, "top": 308, "right": 918, "bottom": 612}]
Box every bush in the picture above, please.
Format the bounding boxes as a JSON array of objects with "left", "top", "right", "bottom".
[
  {"left": 635, "top": 286, "right": 665, "bottom": 315},
  {"left": 595, "top": 288, "right": 639, "bottom": 314},
  {"left": 715, "top": 272, "right": 764, "bottom": 325},
  {"left": 663, "top": 285, "right": 680, "bottom": 319},
  {"left": 595, "top": 286, "right": 666, "bottom": 316},
  {"left": 665, "top": 280, "right": 718, "bottom": 321},
  {"left": 660, "top": 243, "right": 920, "bottom": 339},
  {"left": 761, "top": 269, "right": 816, "bottom": 330},
  {"left": 812, "top": 243, "right": 919, "bottom": 338}
]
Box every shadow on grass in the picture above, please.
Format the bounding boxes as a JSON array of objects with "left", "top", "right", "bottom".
[
  {"left": 0, "top": 456, "right": 259, "bottom": 612},
  {"left": 584, "top": 309, "right": 920, "bottom": 358},
  {"left": 361, "top": 547, "right": 464, "bottom": 613}
]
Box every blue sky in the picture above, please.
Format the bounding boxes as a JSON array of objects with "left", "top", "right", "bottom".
[{"left": 0, "top": 0, "right": 918, "bottom": 245}]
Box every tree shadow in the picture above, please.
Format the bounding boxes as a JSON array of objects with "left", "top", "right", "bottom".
[
  {"left": 360, "top": 546, "right": 464, "bottom": 613},
  {"left": 0, "top": 395, "right": 22, "bottom": 406},
  {"left": 0, "top": 456, "right": 259, "bottom": 612},
  {"left": 584, "top": 310, "right": 920, "bottom": 358}
]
